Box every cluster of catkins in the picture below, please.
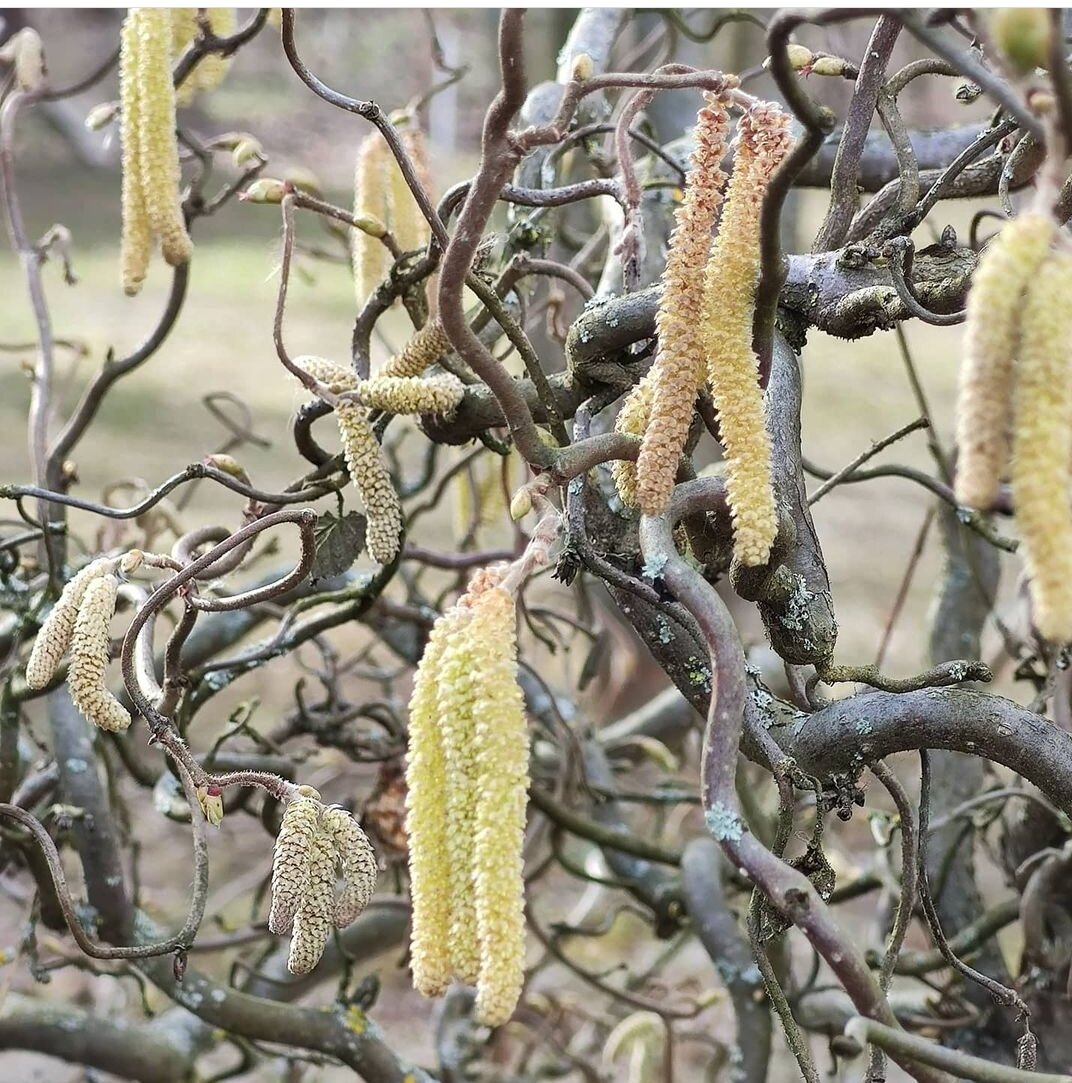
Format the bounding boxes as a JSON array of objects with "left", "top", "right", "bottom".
[
  {"left": 25, "top": 551, "right": 145, "bottom": 731},
  {"left": 954, "top": 213, "right": 1072, "bottom": 642},
  {"left": 352, "top": 116, "right": 434, "bottom": 308},
  {"left": 291, "top": 326, "right": 458, "bottom": 566},
  {"left": 405, "top": 566, "right": 530, "bottom": 1026},
  {"left": 268, "top": 786, "right": 380, "bottom": 974},
  {"left": 613, "top": 92, "right": 793, "bottom": 568}
]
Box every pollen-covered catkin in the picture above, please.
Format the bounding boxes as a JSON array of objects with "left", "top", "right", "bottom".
[
  {"left": 68, "top": 574, "right": 131, "bottom": 733},
  {"left": 634, "top": 92, "right": 733, "bottom": 517},
  {"left": 435, "top": 604, "right": 483, "bottom": 983},
  {"left": 320, "top": 806, "right": 380, "bottom": 927},
  {"left": 287, "top": 829, "right": 337, "bottom": 974},
  {"left": 292, "top": 356, "right": 358, "bottom": 394},
  {"left": 468, "top": 584, "right": 530, "bottom": 1027},
  {"left": 356, "top": 374, "right": 464, "bottom": 416},
  {"left": 382, "top": 321, "right": 452, "bottom": 379},
  {"left": 405, "top": 619, "right": 455, "bottom": 996},
  {"left": 25, "top": 557, "right": 113, "bottom": 690},
  {"left": 612, "top": 375, "right": 654, "bottom": 509},
  {"left": 269, "top": 789, "right": 323, "bottom": 935},
  {"left": 191, "top": 8, "right": 235, "bottom": 94},
  {"left": 702, "top": 102, "right": 791, "bottom": 566},
  {"left": 390, "top": 122, "right": 432, "bottom": 255},
  {"left": 353, "top": 132, "right": 391, "bottom": 308},
  {"left": 119, "top": 13, "right": 151, "bottom": 295},
  {"left": 132, "top": 8, "right": 192, "bottom": 268},
  {"left": 335, "top": 401, "right": 403, "bottom": 564},
  {"left": 955, "top": 213, "right": 1056, "bottom": 510},
  {"left": 1011, "top": 250, "right": 1072, "bottom": 642}
]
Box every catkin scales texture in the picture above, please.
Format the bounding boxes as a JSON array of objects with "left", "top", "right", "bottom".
[
  {"left": 702, "top": 102, "right": 790, "bottom": 566},
  {"left": 335, "top": 401, "right": 403, "bottom": 565},
  {"left": 358, "top": 374, "right": 464, "bottom": 416},
  {"left": 321, "top": 806, "right": 380, "bottom": 928},
  {"left": 68, "top": 575, "right": 131, "bottom": 732},
  {"left": 287, "top": 830, "right": 337, "bottom": 975},
  {"left": 1012, "top": 251, "right": 1072, "bottom": 642},
  {"left": 955, "top": 213, "right": 1057, "bottom": 510},
  {"left": 25, "top": 557, "right": 112, "bottom": 690},
  {"left": 634, "top": 95, "right": 732, "bottom": 516},
  {"left": 382, "top": 321, "right": 452, "bottom": 379},
  {"left": 269, "top": 795, "right": 322, "bottom": 935}
]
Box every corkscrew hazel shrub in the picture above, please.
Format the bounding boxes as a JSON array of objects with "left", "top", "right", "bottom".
[
  {"left": 954, "top": 212, "right": 1056, "bottom": 510},
  {"left": 701, "top": 101, "right": 791, "bottom": 567},
  {"left": 68, "top": 574, "right": 131, "bottom": 733},
  {"left": 1011, "top": 249, "right": 1072, "bottom": 643},
  {"left": 631, "top": 90, "right": 733, "bottom": 517}
]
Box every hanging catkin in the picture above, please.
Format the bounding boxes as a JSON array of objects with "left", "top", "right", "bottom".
[
  {"left": 352, "top": 132, "right": 391, "bottom": 308},
  {"left": 955, "top": 213, "right": 1056, "bottom": 510},
  {"left": 269, "top": 789, "right": 323, "bottom": 935},
  {"left": 631, "top": 91, "right": 733, "bottom": 517},
  {"left": 1011, "top": 249, "right": 1072, "bottom": 642},
  {"left": 701, "top": 101, "right": 791, "bottom": 567},
  {"left": 67, "top": 574, "right": 131, "bottom": 732}
]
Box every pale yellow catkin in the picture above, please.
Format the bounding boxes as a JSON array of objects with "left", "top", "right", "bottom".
[
  {"left": 468, "top": 584, "right": 529, "bottom": 1027},
  {"left": 435, "top": 603, "right": 483, "bottom": 984},
  {"left": 335, "top": 401, "right": 403, "bottom": 564},
  {"left": 287, "top": 829, "right": 337, "bottom": 974},
  {"left": 955, "top": 213, "right": 1057, "bottom": 510},
  {"left": 132, "top": 8, "right": 192, "bottom": 268},
  {"left": 353, "top": 132, "right": 391, "bottom": 308},
  {"left": 405, "top": 619, "right": 456, "bottom": 997},
  {"left": 67, "top": 574, "right": 131, "bottom": 732},
  {"left": 381, "top": 321, "right": 452, "bottom": 379},
  {"left": 1011, "top": 250, "right": 1072, "bottom": 642},
  {"left": 702, "top": 102, "right": 791, "bottom": 567},
  {"left": 390, "top": 123, "right": 432, "bottom": 256},
  {"left": 612, "top": 375, "right": 654, "bottom": 510},
  {"left": 192, "top": 8, "right": 235, "bottom": 93},
  {"left": 119, "top": 13, "right": 151, "bottom": 295},
  {"left": 292, "top": 356, "right": 358, "bottom": 394},
  {"left": 634, "top": 93, "right": 733, "bottom": 517},
  {"left": 25, "top": 557, "right": 113, "bottom": 690},
  {"left": 356, "top": 374, "right": 464, "bottom": 416},
  {"left": 269, "top": 791, "right": 323, "bottom": 935},
  {"left": 320, "top": 806, "right": 380, "bottom": 927}
]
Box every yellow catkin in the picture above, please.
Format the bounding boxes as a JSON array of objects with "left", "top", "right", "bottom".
[
  {"left": 356, "top": 374, "right": 464, "bottom": 416},
  {"left": 1011, "top": 250, "right": 1072, "bottom": 642},
  {"left": 287, "top": 829, "right": 337, "bottom": 974},
  {"left": 612, "top": 375, "right": 654, "bottom": 509},
  {"left": 955, "top": 213, "right": 1056, "bottom": 510},
  {"left": 390, "top": 122, "right": 432, "bottom": 255},
  {"left": 25, "top": 557, "right": 113, "bottom": 690},
  {"left": 169, "top": 9, "right": 197, "bottom": 57},
  {"left": 468, "top": 584, "right": 529, "bottom": 1027},
  {"left": 702, "top": 102, "right": 791, "bottom": 566},
  {"left": 268, "top": 791, "right": 323, "bottom": 935},
  {"left": 435, "top": 604, "right": 483, "bottom": 983},
  {"left": 321, "top": 806, "right": 380, "bottom": 927},
  {"left": 292, "top": 356, "right": 358, "bottom": 394},
  {"left": 67, "top": 574, "right": 130, "bottom": 733},
  {"left": 335, "top": 401, "right": 403, "bottom": 565},
  {"left": 192, "top": 8, "right": 235, "bottom": 93},
  {"left": 382, "top": 321, "right": 452, "bottom": 379},
  {"left": 119, "top": 13, "right": 152, "bottom": 295},
  {"left": 132, "top": 8, "right": 192, "bottom": 267},
  {"left": 405, "top": 620, "right": 455, "bottom": 996},
  {"left": 634, "top": 93, "right": 733, "bottom": 517},
  {"left": 353, "top": 132, "right": 391, "bottom": 309}
]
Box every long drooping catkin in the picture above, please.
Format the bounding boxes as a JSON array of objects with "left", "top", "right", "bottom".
[
  {"left": 335, "top": 400, "right": 403, "bottom": 565},
  {"left": 1012, "top": 250, "right": 1072, "bottom": 643},
  {"left": 25, "top": 557, "right": 113, "bottom": 690},
  {"left": 382, "top": 321, "right": 452, "bottom": 378},
  {"left": 612, "top": 376, "right": 653, "bottom": 510},
  {"left": 468, "top": 584, "right": 529, "bottom": 1027},
  {"left": 352, "top": 132, "right": 391, "bottom": 308},
  {"left": 405, "top": 619, "right": 455, "bottom": 996},
  {"left": 955, "top": 213, "right": 1056, "bottom": 510},
  {"left": 391, "top": 122, "right": 432, "bottom": 255},
  {"left": 321, "top": 806, "right": 380, "bottom": 928},
  {"left": 119, "top": 8, "right": 192, "bottom": 293},
  {"left": 288, "top": 829, "right": 337, "bottom": 974},
  {"left": 633, "top": 92, "right": 733, "bottom": 516},
  {"left": 68, "top": 574, "right": 131, "bottom": 732},
  {"left": 269, "top": 790, "right": 323, "bottom": 935},
  {"left": 702, "top": 102, "right": 791, "bottom": 567}
]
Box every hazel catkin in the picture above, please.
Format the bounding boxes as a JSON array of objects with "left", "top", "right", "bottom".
[
  {"left": 356, "top": 374, "right": 464, "bottom": 416},
  {"left": 955, "top": 213, "right": 1056, "bottom": 510},
  {"left": 1011, "top": 249, "right": 1072, "bottom": 642},
  {"left": 382, "top": 321, "right": 452, "bottom": 379},
  {"left": 268, "top": 789, "right": 323, "bottom": 935},
  {"left": 287, "top": 829, "right": 337, "bottom": 975},
  {"left": 352, "top": 131, "right": 391, "bottom": 309},
  {"left": 67, "top": 574, "right": 131, "bottom": 733},
  {"left": 320, "top": 805, "right": 380, "bottom": 928},
  {"left": 702, "top": 101, "right": 791, "bottom": 566}
]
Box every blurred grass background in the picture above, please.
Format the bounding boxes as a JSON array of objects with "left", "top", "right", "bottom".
[{"left": 0, "top": 10, "right": 1026, "bottom": 1081}]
